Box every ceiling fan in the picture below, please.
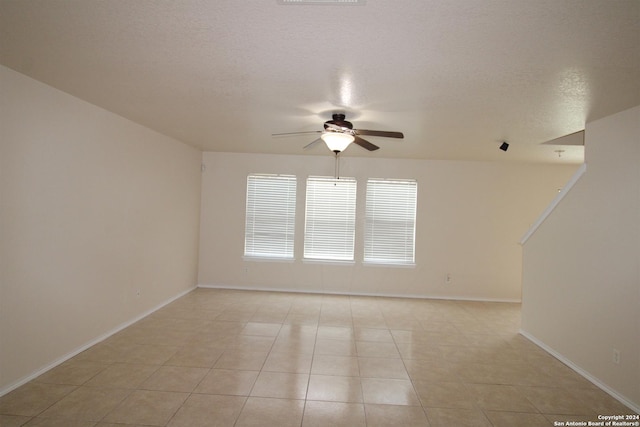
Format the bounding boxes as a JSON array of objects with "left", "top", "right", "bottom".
[{"left": 273, "top": 113, "right": 404, "bottom": 154}]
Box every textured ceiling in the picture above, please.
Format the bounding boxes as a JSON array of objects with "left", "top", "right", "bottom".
[{"left": 1, "top": 0, "right": 638, "bottom": 163}]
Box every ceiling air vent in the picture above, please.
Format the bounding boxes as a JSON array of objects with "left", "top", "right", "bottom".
[{"left": 278, "top": 0, "right": 365, "bottom": 4}]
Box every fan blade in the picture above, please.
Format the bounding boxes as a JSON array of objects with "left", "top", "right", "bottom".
[
  {"left": 303, "top": 138, "right": 322, "bottom": 149},
  {"left": 354, "top": 129, "right": 404, "bottom": 139},
  {"left": 272, "top": 130, "right": 322, "bottom": 137},
  {"left": 353, "top": 136, "right": 379, "bottom": 151}
]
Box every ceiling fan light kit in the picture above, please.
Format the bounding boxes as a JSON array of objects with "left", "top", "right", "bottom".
[
  {"left": 321, "top": 132, "right": 355, "bottom": 153},
  {"left": 273, "top": 113, "right": 404, "bottom": 155}
]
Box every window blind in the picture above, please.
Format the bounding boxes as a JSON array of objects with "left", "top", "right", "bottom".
[
  {"left": 364, "top": 179, "right": 417, "bottom": 265},
  {"left": 244, "top": 174, "right": 297, "bottom": 259},
  {"left": 304, "top": 176, "right": 357, "bottom": 261}
]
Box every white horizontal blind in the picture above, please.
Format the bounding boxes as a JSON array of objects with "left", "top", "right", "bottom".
[
  {"left": 364, "top": 179, "right": 417, "bottom": 265},
  {"left": 304, "top": 176, "right": 357, "bottom": 261},
  {"left": 244, "top": 174, "right": 296, "bottom": 259}
]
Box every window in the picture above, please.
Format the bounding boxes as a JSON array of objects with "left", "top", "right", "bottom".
[
  {"left": 304, "top": 176, "right": 357, "bottom": 261},
  {"left": 364, "top": 179, "right": 417, "bottom": 265},
  {"left": 244, "top": 174, "right": 296, "bottom": 259}
]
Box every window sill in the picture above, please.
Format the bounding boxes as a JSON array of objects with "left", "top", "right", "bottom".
[
  {"left": 362, "top": 261, "right": 416, "bottom": 269},
  {"left": 243, "top": 256, "right": 295, "bottom": 263},
  {"left": 303, "top": 258, "right": 356, "bottom": 266}
]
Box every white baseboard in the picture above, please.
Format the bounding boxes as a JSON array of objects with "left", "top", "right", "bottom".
[
  {"left": 0, "top": 286, "right": 196, "bottom": 398},
  {"left": 519, "top": 329, "right": 640, "bottom": 414},
  {"left": 197, "top": 283, "right": 521, "bottom": 303}
]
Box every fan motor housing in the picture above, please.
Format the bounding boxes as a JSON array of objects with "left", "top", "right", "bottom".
[{"left": 325, "top": 113, "right": 353, "bottom": 130}]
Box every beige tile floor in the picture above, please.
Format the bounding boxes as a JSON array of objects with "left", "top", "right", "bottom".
[{"left": 1, "top": 288, "right": 636, "bottom": 427}]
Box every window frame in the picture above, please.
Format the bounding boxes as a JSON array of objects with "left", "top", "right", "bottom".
[
  {"left": 243, "top": 173, "right": 297, "bottom": 261},
  {"left": 363, "top": 178, "right": 418, "bottom": 266},
  {"left": 303, "top": 176, "right": 357, "bottom": 263}
]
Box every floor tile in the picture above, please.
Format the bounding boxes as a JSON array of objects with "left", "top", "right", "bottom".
[
  {"left": 163, "top": 344, "right": 224, "bottom": 368},
  {"left": 390, "top": 329, "right": 423, "bottom": 344},
  {"left": 318, "top": 317, "right": 353, "bottom": 328},
  {"left": 102, "top": 390, "right": 188, "bottom": 426},
  {"left": 198, "top": 321, "right": 245, "bottom": 337},
  {"left": 194, "top": 369, "right": 258, "bottom": 396},
  {"left": 384, "top": 317, "right": 423, "bottom": 330},
  {"left": 517, "top": 386, "right": 596, "bottom": 415},
  {"left": 358, "top": 357, "right": 408, "bottom": 379},
  {"left": 167, "top": 393, "right": 245, "bottom": 427},
  {"left": 73, "top": 342, "right": 135, "bottom": 364},
  {"left": 277, "top": 324, "right": 318, "bottom": 340},
  {"left": 356, "top": 341, "right": 400, "bottom": 358},
  {"left": 140, "top": 365, "right": 209, "bottom": 392},
  {"left": 352, "top": 317, "right": 388, "bottom": 329},
  {"left": 302, "top": 401, "right": 366, "bottom": 427},
  {"left": 485, "top": 410, "right": 554, "bottom": 427},
  {"left": 241, "top": 322, "right": 282, "bottom": 337},
  {"left": 412, "top": 380, "right": 476, "bottom": 409},
  {"left": 225, "top": 335, "right": 276, "bottom": 353},
  {"left": 120, "top": 344, "right": 179, "bottom": 364},
  {"left": 307, "top": 375, "right": 363, "bottom": 403},
  {"left": 235, "top": 397, "right": 304, "bottom": 427},
  {"left": 0, "top": 414, "right": 31, "bottom": 427},
  {"left": 271, "top": 336, "right": 316, "bottom": 354},
  {"left": 361, "top": 378, "right": 420, "bottom": 406},
  {"left": 311, "top": 355, "right": 359, "bottom": 376},
  {"left": 568, "top": 387, "right": 634, "bottom": 414},
  {"left": 354, "top": 328, "right": 394, "bottom": 343},
  {"left": 216, "top": 311, "right": 254, "bottom": 322},
  {"left": 403, "top": 358, "right": 454, "bottom": 382},
  {"left": 467, "top": 383, "right": 538, "bottom": 412},
  {"left": 7, "top": 289, "right": 635, "bottom": 427},
  {"left": 425, "top": 407, "right": 492, "bottom": 427},
  {"left": 314, "top": 339, "right": 357, "bottom": 356},
  {"left": 35, "top": 361, "right": 109, "bottom": 386},
  {"left": 317, "top": 326, "right": 354, "bottom": 341},
  {"left": 38, "top": 386, "right": 130, "bottom": 422},
  {"left": 214, "top": 349, "right": 269, "bottom": 370},
  {"left": 262, "top": 352, "right": 313, "bottom": 374},
  {"left": 450, "top": 361, "right": 505, "bottom": 384},
  {"left": 23, "top": 418, "right": 97, "bottom": 426},
  {"left": 250, "top": 311, "right": 288, "bottom": 323},
  {"left": 396, "top": 341, "right": 440, "bottom": 360},
  {"left": 250, "top": 371, "right": 309, "bottom": 399},
  {"left": 0, "top": 383, "right": 76, "bottom": 417},
  {"left": 284, "top": 314, "right": 320, "bottom": 325},
  {"left": 364, "top": 404, "right": 430, "bottom": 427},
  {"left": 84, "top": 363, "right": 158, "bottom": 389}
]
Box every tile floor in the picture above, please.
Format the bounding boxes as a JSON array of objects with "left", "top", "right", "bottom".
[{"left": 0, "top": 288, "right": 636, "bottom": 427}]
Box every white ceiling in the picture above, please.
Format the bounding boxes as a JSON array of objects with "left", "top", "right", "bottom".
[{"left": 1, "top": 1, "right": 638, "bottom": 164}]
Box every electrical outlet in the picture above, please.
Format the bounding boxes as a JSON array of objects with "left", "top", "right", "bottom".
[
  {"left": 612, "top": 348, "right": 621, "bottom": 365},
  {"left": 445, "top": 273, "right": 452, "bottom": 284}
]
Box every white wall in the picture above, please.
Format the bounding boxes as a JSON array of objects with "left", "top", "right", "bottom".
[
  {"left": 0, "top": 66, "right": 203, "bottom": 393},
  {"left": 198, "top": 151, "right": 576, "bottom": 301},
  {"left": 521, "top": 105, "right": 640, "bottom": 411}
]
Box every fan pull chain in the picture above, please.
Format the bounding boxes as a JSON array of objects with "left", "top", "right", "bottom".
[{"left": 334, "top": 152, "right": 340, "bottom": 180}]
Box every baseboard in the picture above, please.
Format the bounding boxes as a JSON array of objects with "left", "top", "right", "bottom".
[
  {"left": 197, "top": 283, "right": 521, "bottom": 303},
  {"left": 0, "top": 286, "right": 196, "bottom": 398},
  {"left": 519, "top": 329, "right": 640, "bottom": 414}
]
